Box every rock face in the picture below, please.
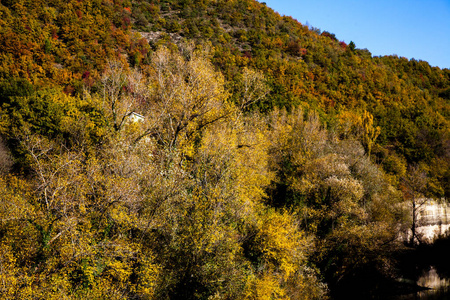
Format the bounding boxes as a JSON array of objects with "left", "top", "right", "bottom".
[{"left": 416, "top": 200, "right": 450, "bottom": 242}]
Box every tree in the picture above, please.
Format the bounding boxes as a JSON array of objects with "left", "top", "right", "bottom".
[
  {"left": 361, "top": 110, "right": 381, "bottom": 159},
  {"left": 400, "top": 164, "right": 428, "bottom": 245},
  {"left": 348, "top": 41, "right": 356, "bottom": 52},
  {"left": 100, "top": 59, "right": 150, "bottom": 132},
  {"left": 266, "top": 107, "right": 403, "bottom": 294},
  {"left": 0, "top": 136, "right": 13, "bottom": 174},
  {"left": 134, "top": 46, "right": 230, "bottom": 152},
  {"left": 235, "top": 67, "right": 270, "bottom": 110}
]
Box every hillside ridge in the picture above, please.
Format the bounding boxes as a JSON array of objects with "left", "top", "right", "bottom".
[{"left": 0, "top": 0, "right": 449, "bottom": 298}]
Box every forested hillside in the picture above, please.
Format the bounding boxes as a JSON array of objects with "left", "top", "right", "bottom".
[{"left": 0, "top": 0, "right": 449, "bottom": 299}]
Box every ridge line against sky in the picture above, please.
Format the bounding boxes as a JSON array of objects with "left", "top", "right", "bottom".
[{"left": 262, "top": 0, "right": 450, "bottom": 70}]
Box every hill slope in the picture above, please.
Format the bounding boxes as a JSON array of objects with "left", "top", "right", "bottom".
[
  {"left": 1, "top": 0, "right": 448, "bottom": 196},
  {"left": 0, "top": 0, "right": 449, "bottom": 298}
]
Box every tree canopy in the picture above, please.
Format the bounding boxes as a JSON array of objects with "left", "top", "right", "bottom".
[{"left": 0, "top": 0, "right": 449, "bottom": 298}]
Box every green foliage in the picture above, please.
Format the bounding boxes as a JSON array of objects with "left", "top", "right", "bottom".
[
  {"left": 266, "top": 107, "right": 404, "bottom": 292},
  {"left": 0, "top": 0, "right": 449, "bottom": 298}
]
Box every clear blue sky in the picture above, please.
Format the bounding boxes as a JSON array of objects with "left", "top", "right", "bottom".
[{"left": 263, "top": 0, "right": 450, "bottom": 69}]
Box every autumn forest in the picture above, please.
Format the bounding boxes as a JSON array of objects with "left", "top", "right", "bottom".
[{"left": 0, "top": 0, "right": 449, "bottom": 299}]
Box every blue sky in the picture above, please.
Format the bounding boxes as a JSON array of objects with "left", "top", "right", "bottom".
[{"left": 263, "top": 0, "right": 450, "bottom": 69}]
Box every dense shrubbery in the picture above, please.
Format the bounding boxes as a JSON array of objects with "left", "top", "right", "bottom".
[{"left": 0, "top": 0, "right": 449, "bottom": 298}]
